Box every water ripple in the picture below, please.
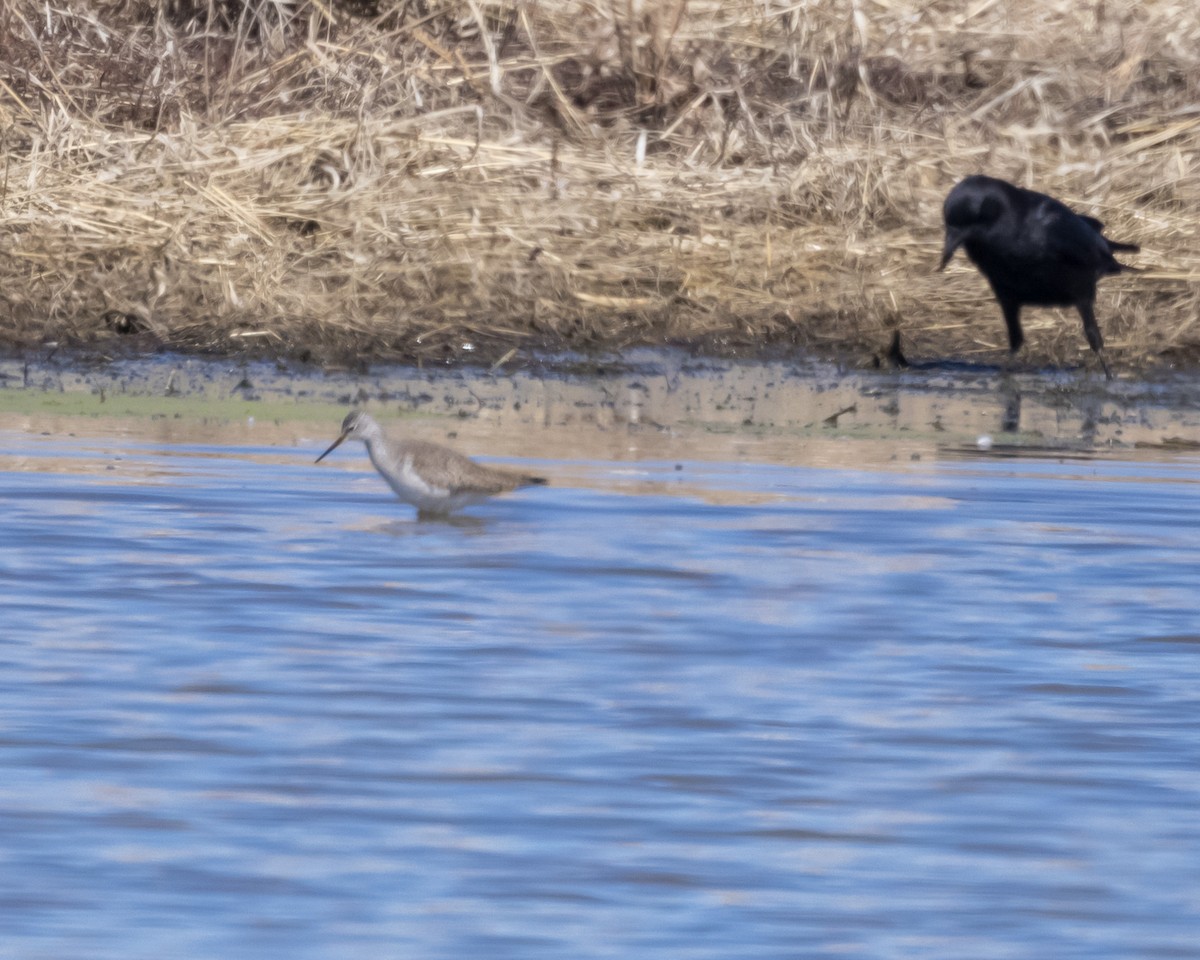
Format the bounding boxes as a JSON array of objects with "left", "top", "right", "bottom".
[{"left": 1, "top": 432, "right": 1199, "bottom": 959}]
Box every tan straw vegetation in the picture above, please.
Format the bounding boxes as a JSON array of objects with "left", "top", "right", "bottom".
[{"left": 1, "top": 0, "right": 1198, "bottom": 368}]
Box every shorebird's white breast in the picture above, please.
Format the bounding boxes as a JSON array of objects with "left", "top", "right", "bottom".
[
  {"left": 363, "top": 438, "right": 493, "bottom": 513},
  {"left": 375, "top": 449, "right": 443, "bottom": 502},
  {"left": 367, "top": 446, "right": 483, "bottom": 513}
]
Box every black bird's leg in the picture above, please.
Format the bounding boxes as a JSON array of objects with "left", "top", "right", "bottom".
[
  {"left": 999, "top": 299, "right": 1024, "bottom": 354},
  {"left": 1076, "top": 302, "right": 1113, "bottom": 380}
]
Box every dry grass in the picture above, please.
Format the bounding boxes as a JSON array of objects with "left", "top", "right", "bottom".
[{"left": 1, "top": 0, "right": 1199, "bottom": 369}]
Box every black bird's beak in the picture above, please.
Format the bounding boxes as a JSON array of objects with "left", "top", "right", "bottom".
[
  {"left": 938, "top": 229, "right": 964, "bottom": 271},
  {"left": 315, "top": 431, "right": 348, "bottom": 463}
]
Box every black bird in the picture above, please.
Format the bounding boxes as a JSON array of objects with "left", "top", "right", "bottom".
[{"left": 939, "top": 174, "right": 1139, "bottom": 379}]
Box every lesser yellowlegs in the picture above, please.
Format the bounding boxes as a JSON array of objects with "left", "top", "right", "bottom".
[{"left": 316, "top": 410, "right": 547, "bottom": 516}]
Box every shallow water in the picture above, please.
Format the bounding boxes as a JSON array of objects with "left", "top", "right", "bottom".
[{"left": 2, "top": 365, "right": 1200, "bottom": 959}]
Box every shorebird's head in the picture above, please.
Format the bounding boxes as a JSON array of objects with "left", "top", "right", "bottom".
[
  {"left": 940, "top": 176, "right": 1006, "bottom": 270},
  {"left": 315, "top": 410, "right": 380, "bottom": 462}
]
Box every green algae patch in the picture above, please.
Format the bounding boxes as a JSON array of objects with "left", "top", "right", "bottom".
[{"left": 0, "top": 386, "right": 347, "bottom": 425}]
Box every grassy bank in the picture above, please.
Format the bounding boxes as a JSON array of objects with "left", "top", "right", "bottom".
[{"left": 1, "top": 0, "right": 1198, "bottom": 370}]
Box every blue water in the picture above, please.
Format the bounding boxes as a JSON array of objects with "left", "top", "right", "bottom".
[{"left": 2, "top": 428, "right": 1199, "bottom": 959}]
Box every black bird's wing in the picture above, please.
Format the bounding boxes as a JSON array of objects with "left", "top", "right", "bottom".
[{"left": 1026, "top": 197, "right": 1115, "bottom": 269}]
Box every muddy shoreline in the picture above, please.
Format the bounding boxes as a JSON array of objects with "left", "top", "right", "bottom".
[{"left": 2, "top": 347, "right": 1199, "bottom": 470}]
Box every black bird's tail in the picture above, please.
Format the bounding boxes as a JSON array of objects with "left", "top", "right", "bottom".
[
  {"left": 1106, "top": 238, "right": 1140, "bottom": 254},
  {"left": 1080, "top": 214, "right": 1140, "bottom": 257},
  {"left": 1099, "top": 237, "right": 1140, "bottom": 275}
]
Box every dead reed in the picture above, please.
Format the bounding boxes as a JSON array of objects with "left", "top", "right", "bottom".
[{"left": 1, "top": 0, "right": 1198, "bottom": 369}]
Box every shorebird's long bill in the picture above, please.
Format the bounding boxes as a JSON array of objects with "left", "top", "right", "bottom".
[{"left": 315, "top": 432, "right": 347, "bottom": 463}]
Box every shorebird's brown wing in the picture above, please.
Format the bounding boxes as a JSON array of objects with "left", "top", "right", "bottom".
[{"left": 406, "top": 440, "right": 545, "bottom": 494}]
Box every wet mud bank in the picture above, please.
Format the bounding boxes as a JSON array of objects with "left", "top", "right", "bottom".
[{"left": 1, "top": 349, "right": 1199, "bottom": 468}]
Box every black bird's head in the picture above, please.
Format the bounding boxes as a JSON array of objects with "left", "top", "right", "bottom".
[{"left": 939, "top": 176, "right": 1008, "bottom": 270}]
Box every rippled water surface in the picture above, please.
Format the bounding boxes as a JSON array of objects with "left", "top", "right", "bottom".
[{"left": 2, "top": 385, "right": 1200, "bottom": 959}]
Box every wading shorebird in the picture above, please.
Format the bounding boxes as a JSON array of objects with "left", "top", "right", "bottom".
[
  {"left": 940, "top": 174, "right": 1140, "bottom": 379},
  {"left": 315, "top": 410, "right": 547, "bottom": 517}
]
